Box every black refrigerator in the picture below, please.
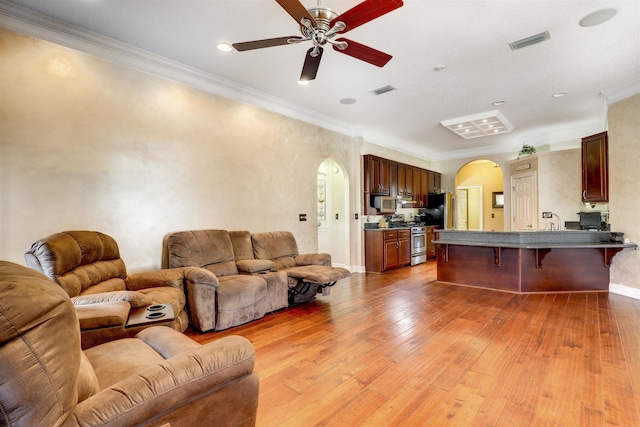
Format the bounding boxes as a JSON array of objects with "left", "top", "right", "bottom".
[{"left": 419, "top": 193, "right": 455, "bottom": 229}]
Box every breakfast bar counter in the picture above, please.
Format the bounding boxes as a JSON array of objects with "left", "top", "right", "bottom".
[{"left": 433, "top": 230, "right": 637, "bottom": 293}]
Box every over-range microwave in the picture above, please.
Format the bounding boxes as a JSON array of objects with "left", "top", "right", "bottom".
[{"left": 374, "top": 196, "right": 396, "bottom": 213}]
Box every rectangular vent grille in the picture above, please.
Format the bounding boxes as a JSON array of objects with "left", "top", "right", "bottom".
[
  {"left": 371, "top": 85, "right": 396, "bottom": 95},
  {"left": 509, "top": 31, "right": 550, "bottom": 50}
]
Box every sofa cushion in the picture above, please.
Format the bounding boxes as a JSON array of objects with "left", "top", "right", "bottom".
[
  {"left": 236, "top": 259, "right": 275, "bottom": 274},
  {"left": 77, "top": 352, "right": 100, "bottom": 402},
  {"left": 166, "top": 230, "right": 238, "bottom": 276},
  {"left": 228, "top": 230, "right": 254, "bottom": 261},
  {"left": 75, "top": 301, "right": 130, "bottom": 330},
  {"left": 72, "top": 290, "right": 153, "bottom": 308},
  {"left": 215, "top": 275, "right": 267, "bottom": 330},
  {"left": 0, "top": 261, "right": 81, "bottom": 426},
  {"left": 251, "top": 231, "right": 299, "bottom": 260},
  {"left": 25, "top": 231, "right": 127, "bottom": 297},
  {"left": 84, "top": 338, "right": 166, "bottom": 390}
]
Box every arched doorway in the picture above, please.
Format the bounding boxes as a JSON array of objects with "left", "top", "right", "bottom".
[
  {"left": 455, "top": 160, "right": 505, "bottom": 231},
  {"left": 317, "top": 159, "right": 349, "bottom": 268}
]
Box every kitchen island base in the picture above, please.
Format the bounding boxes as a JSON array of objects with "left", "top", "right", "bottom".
[{"left": 434, "top": 230, "right": 636, "bottom": 294}]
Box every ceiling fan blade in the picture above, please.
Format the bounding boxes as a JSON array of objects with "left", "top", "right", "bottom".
[
  {"left": 276, "top": 0, "right": 317, "bottom": 26},
  {"left": 232, "top": 36, "right": 299, "bottom": 51},
  {"left": 300, "top": 47, "right": 324, "bottom": 82},
  {"left": 331, "top": 0, "right": 404, "bottom": 33},
  {"left": 333, "top": 38, "right": 392, "bottom": 67}
]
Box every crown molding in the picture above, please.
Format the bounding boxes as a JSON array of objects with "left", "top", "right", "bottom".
[
  {"left": 0, "top": 1, "right": 356, "bottom": 138},
  {"left": 603, "top": 77, "right": 640, "bottom": 105}
]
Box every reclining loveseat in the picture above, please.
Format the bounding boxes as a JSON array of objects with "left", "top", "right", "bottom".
[
  {"left": 0, "top": 261, "right": 258, "bottom": 427},
  {"left": 164, "top": 229, "right": 351, "bottom": 331}
]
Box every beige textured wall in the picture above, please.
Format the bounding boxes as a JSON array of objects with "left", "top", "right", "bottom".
[
  {"left": 608, "top": 94, "right": 640, "bottom": 291},
  {"left": 0, "top": 29, "right": 362, "bottom": 271},
  {"left": 537, "top": 150, "right": 585, "bottom": 230}
]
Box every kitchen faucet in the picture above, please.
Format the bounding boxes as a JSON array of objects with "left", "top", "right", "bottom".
[{"left": 552, "top": 213, "right": 561, "bottom": 231}]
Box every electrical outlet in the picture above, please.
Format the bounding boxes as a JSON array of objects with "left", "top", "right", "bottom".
[{"left": 542, "top": 212, "right": 553, "bottom": 218}]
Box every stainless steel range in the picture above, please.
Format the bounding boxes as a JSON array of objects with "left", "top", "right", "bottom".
[
  {"left": 385, "top": 215, "right": 428, "bottom": 266},
  {"left": 410, "top": 225, "right": 427, "bottom": 265}
]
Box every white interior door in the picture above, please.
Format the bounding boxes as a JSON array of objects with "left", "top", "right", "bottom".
[
  {"left": 511, "top": 172, "right": 537, "bottom": 230},
  {"left": 455, "top": 189, "right": 468, "bottom": 230}
]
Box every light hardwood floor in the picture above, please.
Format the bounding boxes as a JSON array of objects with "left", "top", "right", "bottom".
[{"left": 186, "top": 261, "right": 640, "bottom": 426}]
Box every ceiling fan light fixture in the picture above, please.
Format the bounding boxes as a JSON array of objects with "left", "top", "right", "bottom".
[
  {"left": 216, "top": 42, "right": 233, "bottom": 52},
  {"left": 441, "top": 110, "right": 513, "bottom": 139}
]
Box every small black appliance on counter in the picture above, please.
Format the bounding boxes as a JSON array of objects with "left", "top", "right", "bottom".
[{"left": 578, "top": 212, "right": 605, "bottom": 231}]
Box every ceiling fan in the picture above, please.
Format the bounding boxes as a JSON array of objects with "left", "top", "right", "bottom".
[{"left": 232, "top": 0, "right": 404, "bottom": 82}]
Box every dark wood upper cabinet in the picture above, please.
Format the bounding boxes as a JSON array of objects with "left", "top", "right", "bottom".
[
  {"left": 362, "top": 154, "right": 442, "bottom": 213},
  {"left": 397, "top": 163, "right": 406, "bottom": 196},
  {"left": 582, "top": 131, "right": 608, "bottom": 203},
  {"left": 389, "top": 161, "right": 398, "bottom": 198}
]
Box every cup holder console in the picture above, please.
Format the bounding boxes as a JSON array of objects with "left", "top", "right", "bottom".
[
  {"left": 147, "top": 304, "right": 165, "bottom": 312},
  {"left": 146, "top": 311, "right": 166, "bottom": 320}
]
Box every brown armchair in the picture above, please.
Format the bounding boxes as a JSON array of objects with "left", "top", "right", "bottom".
[
  {"left": 25, "top": 230, "right": 218, "bottom": 348},
  {"left": 0, "top": 260, "right": 258, "bottom": 427}
]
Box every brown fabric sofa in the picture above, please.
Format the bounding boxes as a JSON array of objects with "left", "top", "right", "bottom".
[
  {"left": 25, "top": 230, "right": 217, "bottom": 348},
  {"left": 251, "top": 231, "right": 351, "bottom": 304},
  {"left": 164, "top": 229, "right": 288, "bottom": 332},
  {"left": 165, "top": 229, "right": 350, "bottom": 319},
  {"left": 0, "top": 260, "right": 258, "bottom": 427}
]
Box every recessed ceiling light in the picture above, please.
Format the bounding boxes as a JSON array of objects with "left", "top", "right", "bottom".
[
  {"left": 434, "top": 65, "right": 446, "bottom": 71},
  {"left": 339, "top": 98, "right": 357, "bottom": 105},
  {"left": 552, "top": 92, "right": 567, "bottom": 98},
  {"left": 216, "top": 42, "right": 233, "bottom": 52},
  {"left": 579, "top": 8, "right": 618, "bottom": 27},
  {"left": 298, "top": 79, "right": 310, "bottom": 86},
  {"left": 492, "top": 100, "right": 506, "bottom": 106}
]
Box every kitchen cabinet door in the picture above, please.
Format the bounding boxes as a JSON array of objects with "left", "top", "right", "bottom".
[
  {"left": 369, "top": 156, "right": 390, "bottom": 195},
  {"left": 398, "top": 230, "right": 411, "bottom": 266},
  {"left": 390, "top": 161, "right": 398, "bottom": 198},
  {"left": 397, "top": 163, "right": 407, "bottom": 195},
  {"left": 582, "top": 132, "right": 608, "bottom": 203}
]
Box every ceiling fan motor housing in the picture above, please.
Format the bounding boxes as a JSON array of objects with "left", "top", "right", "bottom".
[{"left": 301, "top": 7, "right": 338, "bottom": 36}]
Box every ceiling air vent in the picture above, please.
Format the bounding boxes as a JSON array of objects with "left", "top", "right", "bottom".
[
  {"left": 371, "top": 85, "right": 396, "bottom": 95},
  {"left": 509, "top": 31, "right": 550, "bottom": 51}
]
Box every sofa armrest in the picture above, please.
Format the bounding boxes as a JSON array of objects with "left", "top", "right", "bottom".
[
  {"left": 295, "top": 253, "right": 331, "bottom": 266},
  {"left": 181, "top": 267, "right": 219, "bottom": 332},
  {"left": 71, "top": 336, "right": 257, "bottom": 427},
  {"left": 72, "top": 290, "right": 152, "bottom": 308},
  {"left": 236, "top": 259, "right": 275, "bottom": 274},
  {"left": 125, "top": 268, "right": 187, "bottom": 291}
]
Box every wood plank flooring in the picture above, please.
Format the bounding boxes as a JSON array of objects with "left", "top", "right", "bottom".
[{"left": 185, "top": 261, "right": 640, "bottom": 426}]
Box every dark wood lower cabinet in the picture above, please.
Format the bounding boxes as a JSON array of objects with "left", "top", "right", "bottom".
[{"left": 365, "top": 229, "right": 411, "bottom": 273}]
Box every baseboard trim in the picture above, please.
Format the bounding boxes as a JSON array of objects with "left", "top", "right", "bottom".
[{"left": 609, "top": 283, "right": 640, "bottom": 300}]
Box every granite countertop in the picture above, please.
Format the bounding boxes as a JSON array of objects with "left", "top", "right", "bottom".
[
  {"left": 364, "top": 227, "right": 412, "bottom": 232},
  {"left": 433, "top": 230, "right": 637, "bottom": 250}
]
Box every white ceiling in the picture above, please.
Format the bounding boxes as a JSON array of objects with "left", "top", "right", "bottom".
[{"left": 3, "top": 0, "right": 640, "bottom": 160}]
